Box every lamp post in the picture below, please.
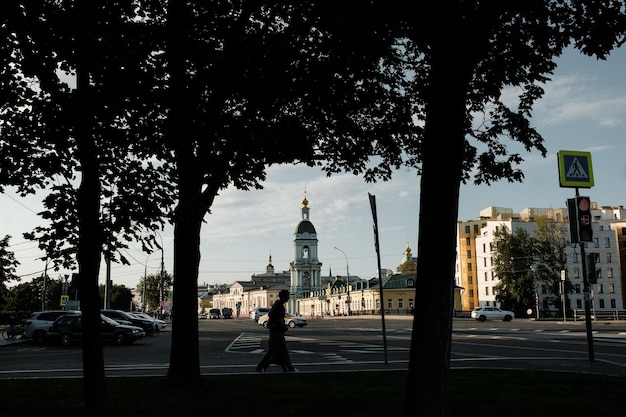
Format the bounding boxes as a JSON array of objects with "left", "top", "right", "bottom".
[
  {"left": 154, "top": 231, "right": 165, "bottom": 319},
  {"left": 143, "top": 254, "right": 150, "bottom": 312},
  {"left": 334, "top": 246, "right": 350, "bottom": 316}
]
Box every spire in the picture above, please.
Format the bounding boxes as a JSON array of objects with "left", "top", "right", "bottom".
[
  {"left": 266, "top": 253, "right": 274, "bottom": 273},
  {"left": 302, "top": 190, "right": 309, "bottom": 208},
  {"left": 301, "top": 191, "right": 310, "bottom": 221}
]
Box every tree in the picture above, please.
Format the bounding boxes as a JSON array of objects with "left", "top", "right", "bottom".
[
  {"left": 530, "top": 216, "right": 571, "bottom": 316},
  {"left": 0, "top": 2, "right": 173, "bottom": 414},
  {"left": 4, "top": 275, "right": 63, "bottom": 314},
  {"left": 492, "top": 217, "right": 571, "bottom": 318},
  {"left": 159, "top": 1, "right": 413, "bottom": 380},
  {"left": 392, "top": 4, "right": 626, "bottom": 416},
  {"left": 136, "top": 272, "right": 173, "bottom": 312},
  {"left": 98, "top": 284, "right": 134, "bottom": 311},
  {"left": 0, "top": 235, "right": 20, "bottom": 308},
  {"left": 492, "top": 227, "right": 537, "bottom": 316}
]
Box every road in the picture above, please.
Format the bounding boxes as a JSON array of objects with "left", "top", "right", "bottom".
[{"left": 2, "top": 316, "right": 626, "bottom": 378}]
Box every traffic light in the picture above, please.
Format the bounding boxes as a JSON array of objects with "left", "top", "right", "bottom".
[
  {"left": 585, "top": 253, "right": 597, "bottom": 284},
  {"left": 566, "top": 198, "right": 578, "bottom": 243},
  {"left": 576, "top": 196, "right": 593, "bottom": 242}
]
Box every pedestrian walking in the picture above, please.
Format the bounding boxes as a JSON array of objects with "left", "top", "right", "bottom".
[{"left": 256, "top": 289, "right": 297, "bottom": 372}]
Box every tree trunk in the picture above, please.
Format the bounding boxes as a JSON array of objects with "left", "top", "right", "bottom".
[
  {"left": 405, "top": 33, "right": 472, "bottom": 417},
  {"left": 165, "top": 0, "right": 202, "bottom": 381},
  {"left": 74, "top": 2, "right": 107, "bottom": 409},
  {"left": 167, "top": 192, "right": 202, "bottom": 380}
]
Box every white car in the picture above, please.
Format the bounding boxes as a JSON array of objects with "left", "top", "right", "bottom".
[
  {"left": 471, "top": 306, "right": 515, "bottom": 322},
  {"left": 133, "top": 312, "right": 166, "bottom": 331},
  {"left": 258, "top": 312, "right": 308, "bottom": 328},
  {"left": 250, "top": 307, "right": 270, "bottom": 322}
]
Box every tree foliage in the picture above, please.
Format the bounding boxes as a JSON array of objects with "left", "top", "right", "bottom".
[
  {"left": 136, "top": 271, "right": 173, "bottom": 312},
  {"left": 99, "top": 284, "right": 134, "bottom": 311},
  {"left": 2, "top": 275, "right": 63, "bottom": 314},
  {"left": 492, "top": 227, "right": 538, "bottom": 315},
  {"left": 493, "top": 218, "right": 570, "bottom": 318},
  {"left": 0, "top": 236, "right": 20, "bottom": 311}
]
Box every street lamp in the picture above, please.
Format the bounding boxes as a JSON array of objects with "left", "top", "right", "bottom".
[
  {"left": 154, "top": 231, "right": 165, "bottom": 319},
  {"left": 334, "top": 246, "right": 350, "bottom": 316}
]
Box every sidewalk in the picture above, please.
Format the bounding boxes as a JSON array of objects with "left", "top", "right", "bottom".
[{"left": 0, "top": 335, "right": 27, "bottom": 347}]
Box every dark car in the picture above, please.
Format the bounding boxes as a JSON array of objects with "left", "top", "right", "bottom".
[
  {"left": 101, "top": 309, "right": 155, "bottom": 334},
  {"left": 23, "top": 310, "right": 80, "bottom": 344},
  {"left": 46, "top": 313, "right": 145, "bottom": 346}
]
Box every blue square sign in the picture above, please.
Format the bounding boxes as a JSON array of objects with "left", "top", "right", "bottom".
[{"left": 558, "top": 150, "right": 594, "bottom": 188}]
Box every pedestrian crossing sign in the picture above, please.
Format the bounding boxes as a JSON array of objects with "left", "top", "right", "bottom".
[{"left": 557, "top": 150, "right": 594, "bottom": 188}]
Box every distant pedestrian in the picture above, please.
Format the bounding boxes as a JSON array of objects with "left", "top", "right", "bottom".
[{"left": 256, "top": 290, "right": 297, "bottom": 373}]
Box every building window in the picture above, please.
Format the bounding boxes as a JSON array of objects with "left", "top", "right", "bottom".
[
  {"left": 467, "top": 263, "right": 472, "bottom": 271},
  {"left": 484, "top": 272, "right": 488, "bottom": 281},
  {"left": 465, "top": 225, "right": 470, "bottom": 233},
  {"left": 606, "top": 253, "right": 612, "bottom": 263},
  {"left": 572, "top": 252, "right": 578, "bottom": 263},
  {"left": 387, "top": 299, "right": 393, "bottom": 309},
  {"left": 485, "top": 287, "right": 489, "bottom": 296},
  {"left": 607, "top": 267, "right": 613, "bottom": 278},
  {"left": 473, "top": 224, "right": 479, "bottom": 233},
  {"left": 483, "top": 258, "right": 487, "bottom": 267},
  {"left": 605, "top": 238, "right": 611, "bottom": 248},
  {"left": 575, "top": 284, "right": 581, "bottom": 293},
  {"left": 576, "top": 299, "right": 582, "bottom": 309},
  {"left": 468, "top": 275, "right": 473, "bottom": 284},
  {"left": 573, "top": 268, "right": 579, "bottom": 278},
  {"left": 611, "top": 299, "right": 617, "bottom": 308},
  {"left": 599, "top": 299, "right": 605, "bottom": 308},
  {"left": 482, "top": 243, "right": 486, "bottom": 253},
  {"left": 399, "top": 299, "right": 404, "bottom": 308},
  {"left": 467, "top": 250, "right": 472, "bottom": 259},
  {"left": 469, "top": 290, "right": 474, "bottom": 298},
  {"left": 466, "top": 237, "right": 471, "bottom": 246},
  {"left": 609, "top": 283, "right": 615, "bottom": 294},
  {"left": 593, "top": 238, "right": 599, "bottom": 248},
  {"left": 597, "top": 284, "right": 603, "bottom": 293}
]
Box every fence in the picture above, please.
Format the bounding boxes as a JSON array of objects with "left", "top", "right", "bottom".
[{"left": 573, "top": 309, "right": 626, "bottom": 321}]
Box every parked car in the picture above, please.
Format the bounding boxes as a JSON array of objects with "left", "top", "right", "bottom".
[
  {"left": 23, "top": 310, "right": 80, "bottom": 345},
  {"left": 221, "top": 308, "right": 233, "bottom": 319},
  {"left": 209, "top": 309, "right": 221, "bottom": 319},
  {"left": 250, "top": 307, "right": 270, "bottom": 322},
  {"left": 258, "top": 312, "right": 308, "bottom": 328},
  {"left": 101, "top": 309, "right": 155, "bottom": 334},
  {"left": 46, "top": 312, "right": 145, "bottom": 346},
  {"left": 471, "top": 306, "right": 515, "bottom": 322},
  {"left": 199, "top": 312, "right": 207, "bottom": 319},
  {"left": 132, "top": 312, "right": 166, "bottom": 331}
]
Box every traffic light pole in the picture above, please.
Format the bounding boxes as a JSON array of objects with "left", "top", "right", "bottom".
[
  {"left": 579, "top": 238, "right": 595, "bottom": 362},
  {"left": 575, "top": 188, "right": 595, "bottom": 362}
]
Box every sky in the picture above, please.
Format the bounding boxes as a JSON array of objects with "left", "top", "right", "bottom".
[{"left": 2, "top": 44, "right": 626, "bottom": 292}]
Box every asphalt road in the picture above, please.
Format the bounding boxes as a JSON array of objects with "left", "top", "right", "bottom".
[{"left": 2, "top": 316, "right": 626, "bottom": 378}]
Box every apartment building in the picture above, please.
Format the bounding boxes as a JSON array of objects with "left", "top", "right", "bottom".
[{"left": 456, "top": 204, "right": 626, "bottom": 316}]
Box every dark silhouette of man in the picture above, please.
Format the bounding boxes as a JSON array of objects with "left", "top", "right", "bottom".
[{"left": 256, "top": 289, "right": 297, "bottom": 372}]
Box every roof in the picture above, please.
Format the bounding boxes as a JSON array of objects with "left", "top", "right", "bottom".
[
  {"left": 295, "top": 220, "right": 316, "bottom": 234},
  {"left": 369, "top": 274, "right": 416, "bottom": 289}
]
